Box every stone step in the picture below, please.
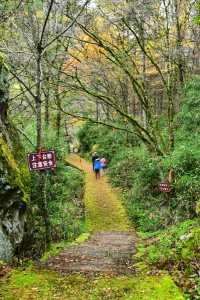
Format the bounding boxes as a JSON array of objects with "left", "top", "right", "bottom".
[{"left": 39, "top": 231, "right": 137, "bottom": 275}]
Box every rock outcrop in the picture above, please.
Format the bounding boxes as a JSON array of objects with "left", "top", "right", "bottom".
[{"left": 0, "top": 54, "right": 29, "bottom": 262}]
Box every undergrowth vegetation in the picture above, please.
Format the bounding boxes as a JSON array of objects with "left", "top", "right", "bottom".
[{"left": 135, "top": 219, "right": 200, "bottom": 299}]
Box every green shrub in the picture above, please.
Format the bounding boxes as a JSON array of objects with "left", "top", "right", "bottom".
[
  {"left": 77, "top": 122, "right": 99, "bottom": 154},
  {"left": 108, "top": 146, "right": 166, "bottom": 231},
  {"left": 139, "top": 219, "right": 199, "bottom": 267},
  {"left": 77, "top": 121, "right": 139, "bottom": 161},
  {"left": 134, "top": 219, "right": 200, "bottom": 298}
]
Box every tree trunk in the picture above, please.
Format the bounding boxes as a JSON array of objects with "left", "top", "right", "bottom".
[
  {"left": 35, "top": 50, "right": 42, "bottom": 149},
  {"left": 96, "top": 100, "right": 99, "bottom": 122},
  {"left": 140, "top": 24, "right": 147, "bottom": 128},
  {"left": 42, "top": 172, "right": 51, "bottom": 249},
  {"left": 56, "top": 96, "right": 61, "bottom": 140},
  {"left": 174, "top": 0, "right": 184, "bottom": 84},
  {"left": 44, "top": 79, "right": 50, "bottom": 128}
]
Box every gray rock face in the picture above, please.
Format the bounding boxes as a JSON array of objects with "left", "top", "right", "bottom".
[
  {"left": 0, "top": 226, "right": 13, "bottom": 262},
  {"left": 0, "top": 173, "right": 26, "bottom": 262},
  {"left": 0, "top": 150, "right": 26, "bottom": 262}
]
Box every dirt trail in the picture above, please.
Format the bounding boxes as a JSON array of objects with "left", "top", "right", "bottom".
[{"left": 42, "top": 154, "right": 137, "bottom": 275}]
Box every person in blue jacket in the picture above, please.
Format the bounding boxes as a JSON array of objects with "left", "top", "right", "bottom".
[
  {"left": 93, "top": 158, "right": 102, "bottom": 179},
  {"left": 91, "top": 152, "right": 98, "bottom": 171}
]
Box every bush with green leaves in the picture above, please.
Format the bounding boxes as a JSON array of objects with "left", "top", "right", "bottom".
[
  {"left": 135, "top": 219, "right": 200, "bottom": 298},
  {"left": 45, "top": 163, "right": 84, "bottom": 240},
  {"left": 78, "top": 121, "right": 139, "bottom": 161},
  {"left": 107, "top": 146, "right": 167, "bottom": 232},
  {"left": 107, "top": 141, "right": 200, "bottom": 231}
]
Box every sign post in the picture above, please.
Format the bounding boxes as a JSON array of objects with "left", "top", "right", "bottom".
[
  {"left": 27, "top": 149, "right": 56, "bottom": 248},
  {"left": 158, "top": 182, "right": 172, "bottom": 193},
  {"left": 27, "top": 150, "right": 56, "bottom": 171}
]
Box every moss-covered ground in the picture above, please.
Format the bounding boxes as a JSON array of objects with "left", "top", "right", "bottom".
[
  {"left": 0, "top": 268, "right": 183, "bottom": 300},
  {"left": 0, "top": 155, "right": 184, "bottom": 299}
]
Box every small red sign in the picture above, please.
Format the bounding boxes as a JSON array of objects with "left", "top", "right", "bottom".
[
  {"left": 27, "top": 150, "right": 56, "bottom": 171},
  {"left": 159, "top": 182, "right": 172, "bottom": 193}
]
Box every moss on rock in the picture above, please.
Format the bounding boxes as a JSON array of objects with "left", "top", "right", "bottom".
[{"left": 0, "top": 137, "right": 29, "bottom": 203}]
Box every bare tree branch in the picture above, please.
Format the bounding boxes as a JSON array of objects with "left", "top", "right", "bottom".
[
  {"left": 10, "top": 69, "right": 36, "bottom": 100},
  {"left": 16, "top": 127, "right": 35, "bottom": 147},
  {"left": 39, "top": 0, "right": 55, "bottom": 47},
  {"left": 43, "top": 0, "right": 91, "bottom": 51}
]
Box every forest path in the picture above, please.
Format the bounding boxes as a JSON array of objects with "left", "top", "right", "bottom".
[
  {"left": 0, "top": 155, "right": 184, "bottom": 299},
  {"left": 43, "top": 154, "right": 137, "bottom": 275}
]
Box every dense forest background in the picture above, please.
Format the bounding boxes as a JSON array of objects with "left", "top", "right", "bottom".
[{"left": 1, "top": 0, "right": 200, "bottom": 298}]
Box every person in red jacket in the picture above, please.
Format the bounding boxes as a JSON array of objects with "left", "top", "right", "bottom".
[{"left": 100, "top": 157, "right": 107, "bottom": 175}]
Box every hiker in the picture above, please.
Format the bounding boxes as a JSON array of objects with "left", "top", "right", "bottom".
[
  {"left": 92, "top": 152, "right": 98, "bottom": 171},
  {"left": 93, "top": 158, "right": 102, "bottom": 179},
  {"left": 100, "top": 157, "right": 107, "bottom": 175}
]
